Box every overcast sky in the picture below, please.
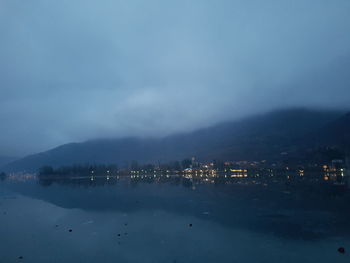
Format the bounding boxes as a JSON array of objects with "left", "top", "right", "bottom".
[{"left": 1, "top": 0, "right": 350, "bottom": 156}]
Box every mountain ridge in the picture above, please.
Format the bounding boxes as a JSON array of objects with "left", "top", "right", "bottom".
[{"left": 2, "top": 108, "right": 348, "bottom": 172}]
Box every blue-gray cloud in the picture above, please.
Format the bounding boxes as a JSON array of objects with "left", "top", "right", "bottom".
[{"left": 1, "top": 0, "right": 350, "bottom": 156}]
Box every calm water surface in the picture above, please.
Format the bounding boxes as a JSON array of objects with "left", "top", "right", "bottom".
[{"left": 0, "top": 177, "right": 349, "bottom": 263}]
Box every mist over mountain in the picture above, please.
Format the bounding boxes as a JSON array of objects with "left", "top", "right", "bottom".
[
  {"left": 1, "top": 0, "right": 350, "bottom": 157},
  {"left": 2, "top": 108, "right": 348, "bottom": 173}
]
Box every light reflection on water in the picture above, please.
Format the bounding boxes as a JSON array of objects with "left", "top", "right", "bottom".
[{"left": 0, "top": 177, "right": 349, "bottom": 263}]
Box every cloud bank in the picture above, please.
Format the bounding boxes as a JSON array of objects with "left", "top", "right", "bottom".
[{"left": 1, "top": 0, "right": 350, "bottom": 155}]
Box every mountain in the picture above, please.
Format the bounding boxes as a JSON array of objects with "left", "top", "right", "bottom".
[
  {"left": 314, "top": 112, "right": 350, "bottom": 148},
  {"left": 2, "top": 108, "right": 348, "bottom": 172},
  {"left": 0, "top": 156, "right": 17, "bottom": 167}
]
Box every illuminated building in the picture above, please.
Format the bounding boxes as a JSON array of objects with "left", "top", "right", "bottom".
[
  {"left": 323, "top": 160, "right": 346, "bottom": 183},
  {"left": 230, "top": 169, "right": 248, "bottom": 178}
]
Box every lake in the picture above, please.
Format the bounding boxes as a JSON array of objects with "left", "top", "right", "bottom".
[{"left": 0, "top": 176, "right": 349, "bottom": 263}]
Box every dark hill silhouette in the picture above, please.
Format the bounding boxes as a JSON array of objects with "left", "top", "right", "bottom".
[
  {"left": 2, "top": 108, "right": 347, "bottom": 172},
  {"left": 316, "top": 112, "right": 350, "bottom": 148},
  {"left": 0, "top": 156, "right": 17, "bottom": 167}
]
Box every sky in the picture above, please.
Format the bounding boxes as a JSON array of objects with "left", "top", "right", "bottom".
[{"left": 1, "top": 0, "right": 350, "bottom": 156}]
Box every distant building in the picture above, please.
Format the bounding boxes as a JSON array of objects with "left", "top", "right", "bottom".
[{"left": 323, "top": 160, "right": 346, "bottom": 183}]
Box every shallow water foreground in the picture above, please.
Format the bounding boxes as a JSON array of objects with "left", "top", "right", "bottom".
[{"left": 0, "top": 178, "right": 349, "bottom": 263}]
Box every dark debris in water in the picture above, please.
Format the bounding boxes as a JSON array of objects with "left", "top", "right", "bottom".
[
  {"left": 68, "top": 229, "right": 72, "bottom": 232},
  {"left": 338, "top": 247, "right": 345, "bottom": 254},
  {"left": 18, "top": 256, "right": 23, "bottom": 260},
  {"left": 189, "top": 223, "right": 193, "bottom": 227}
]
